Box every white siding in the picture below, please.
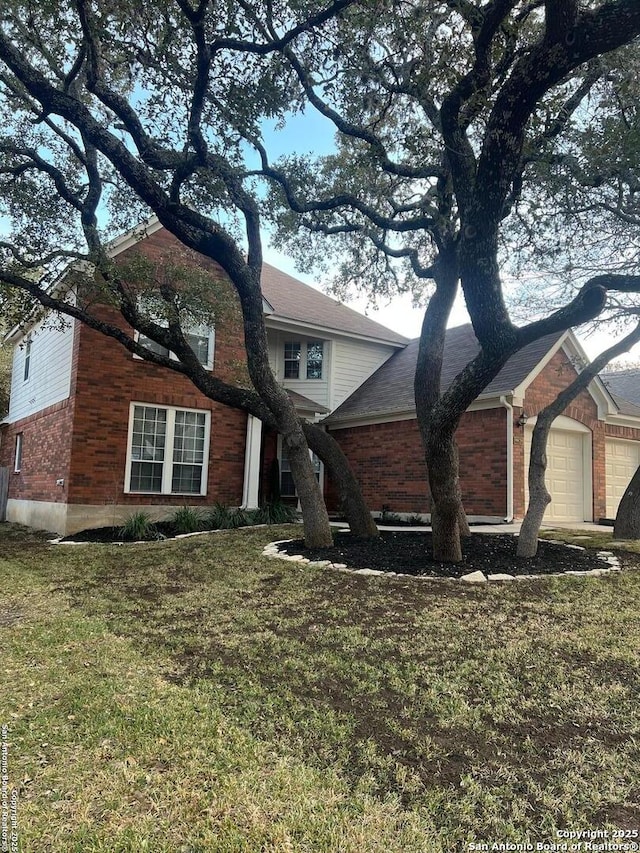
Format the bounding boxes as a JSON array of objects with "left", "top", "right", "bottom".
[
  {"left": 282, "top": 368, "right": 330, "bottom": 410},
  {"left": 8, "top": 319, "right": 75, "bottom": 422},
  {"left": 267, "top": 330, "right": 331, "bottom": 410},
  {"left": 331, "top": 339, "right": 396, "bottom": 409},
  {"left": 265, "top": 327, "right": 398, "bottom": 413}
]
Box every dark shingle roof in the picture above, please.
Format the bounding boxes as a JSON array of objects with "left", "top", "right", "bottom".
[
  {"left": 286, "top": 389, "right": 330, "bottom": 415},
  {"left": 601, "top": 371, "right": 640, "bottom": 416},
  {"left": 324, "top": 324, "right": 565, "bottom": 424},
  {"left": 260, "top": 263, "right": 408, "bottom": 345}
]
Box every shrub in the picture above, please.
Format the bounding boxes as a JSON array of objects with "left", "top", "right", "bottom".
[
  {"left": 206, "top": 501, "right": 297, "bottom": 530},
  {"left": 206, "top": 503, "right": 234, "bottom": 530},
  {"left": 207, "top": 503, "right": 251, "bottom": 530},
  {"left": 253, "top": 500, "right": 299, "bottom": 525},
  {"left": 228, "top": 508, "right": 251, "bottom": 528},
  {"left": 172, "top": 506, "right": 204, "bottom": 535},
  {"left": 118, "top": 511, "right": 160, "bottom": 541}
]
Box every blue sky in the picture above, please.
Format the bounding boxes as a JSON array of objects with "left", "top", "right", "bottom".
[
  {"left": 257, "top": 115, "right": 637, "bottom": 361},
  {"left": 257, "top": 111, "right": 434, "bottom": 342}
]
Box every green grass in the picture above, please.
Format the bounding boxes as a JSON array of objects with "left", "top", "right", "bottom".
[
  {"left": 540, "top": 525, "right": 640, "bottom": 552},
  {"left": 1, "top": 522, "right": 640, "bottom": 851}
]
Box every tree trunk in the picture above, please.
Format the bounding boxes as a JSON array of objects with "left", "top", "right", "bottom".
[
  {"left": 517, "top": 416, "right": 552, "bottom": 558},
  {"left": 304, "top": 422, "right": 379, "bottom": 538},
  {"left": 613, "top": 464, "right": 640, "bottom": 539},
  {"left": 516, "top": 324, "right": 640, "bottom": 557},
  {"left": 413, "top": 258, "right": 469, "bottom": 562},
  {"left": 427, "top": 430, "right": 467, "bottom": 562},
  {"left": 283, "top": 425, "right": 333, "bottom": 547}
]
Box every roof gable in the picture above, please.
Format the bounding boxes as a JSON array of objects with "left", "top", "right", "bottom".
[
  {"left": 6, "top": 223, "right": 408, "bottom": 349},
  {"left": 324, "top": 324, "right": 597, "bottom": 425}
]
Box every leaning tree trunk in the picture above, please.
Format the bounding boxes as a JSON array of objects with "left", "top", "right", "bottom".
[
  {"left": 304, "top": 422, "right": 379, "bottom": 538},
  {"left": 516, "top": 322, "right": 640, "bottom": 557},
  {"left": 517, "top": 413, "right": 553, "bottom": 558},
  {"left": 282, "top": 423, "right": 334, "bottom": 547},
  {"left": 613, "top": 463, "right": 640, "bottom": 539}
]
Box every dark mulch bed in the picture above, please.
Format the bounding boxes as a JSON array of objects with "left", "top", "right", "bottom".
[
  {"left": 62, "top": 522, "right": 181, "bottom": 543},
  {"left": 280, "top": 531, "right": 616, "bottom": 579}
]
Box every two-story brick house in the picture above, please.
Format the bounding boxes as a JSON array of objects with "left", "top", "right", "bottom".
[
  {"left": 2, "top": 221, "right": 640, "bottom": 534},
  {"left": 0, "top": 221, "right": 407, "bottom": 534}
]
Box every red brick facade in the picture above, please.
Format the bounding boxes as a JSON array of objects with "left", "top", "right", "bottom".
[
  {"left": 5, "top": 226, "right": 640, "bottom": 533},
  {"left": 3, "top": 230, "right": 251, "bottom": 527},
  {"left": 512, "top": 348, "right": 605, "bottom": 520},
  {"left": 0, "top": 399, "right": 75, "bottom": 504},
  {"left": 327, "top": 409, "right": 509, "bottom": 517},
  {"left": 327, "top": 345, "right": 616, "bottom": 521}
]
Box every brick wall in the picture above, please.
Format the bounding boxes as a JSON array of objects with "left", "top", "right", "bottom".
[
  {"left": 328, "top": 408, "right": 508, "bottom": 517},
  {"left": 1, "top": 314, "right": 82, "bottom": 506},
  {"left": 67, "top": 229, "right": 251, "bottom": 508},
  {"left": 328, "top": 346, "right": 613, "bottom": 520},
  {"left": 604, "top": 423, "right": 640, "bottom": 441},
  {"left": 0, "top": 400, "right": 75, "bottom": 504}
]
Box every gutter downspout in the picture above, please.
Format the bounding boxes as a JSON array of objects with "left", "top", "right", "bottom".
[{"left": 499, "top": 395, "right": 514, "bottom": 522}]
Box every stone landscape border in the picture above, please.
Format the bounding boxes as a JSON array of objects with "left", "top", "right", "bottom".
[
  {"left": 262, "top": 538, "right": 622, "bottom": 582},
  {"left": 49, "top": 527, "right": 269, "bottom": 546}
]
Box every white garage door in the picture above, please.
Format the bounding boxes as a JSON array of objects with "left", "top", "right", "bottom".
[
  {"left": 525, "top": 427, "right": 586, "bottom": 523},
  {"left": 605, "top": 439, "right": 640, "bottom": 518}
]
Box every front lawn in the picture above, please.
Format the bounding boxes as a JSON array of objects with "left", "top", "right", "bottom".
[{"left": 1, "top": 523, "right": 639, "bottom": 851}]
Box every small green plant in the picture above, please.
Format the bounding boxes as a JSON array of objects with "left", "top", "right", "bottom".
[
  {"left": 228, "top": 507, "right": 252, "bottom": 528},
  {"left": 206, "top": 503, "right": 233, "bottom": 530},
  {"left": 172, "top": 505, "right": 204, "bottom": 535},
  {"left": 118, "top": 511, "right": 159, "bottom": 541},
  {"left": 253, "top": 500, "right": 299, "bottom": 525}
]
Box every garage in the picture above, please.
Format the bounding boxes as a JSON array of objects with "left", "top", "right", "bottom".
[
  {"left": 605, "top": 438, "right": 640, "bottom": 518},
  {"left": 524, "top": 418, "right": 590, "bottom": 523}
]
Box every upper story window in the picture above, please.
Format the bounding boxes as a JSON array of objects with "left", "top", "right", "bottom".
[
  {"left": 283, "top": 340, "right": 324, "bottom": 380},
  {"left": 306, "top": 340, "right": 324, "bottom": 379},
  {"left": 284, "top": 341, "right": 301, "bottom": 378},
  {"left": 136, "top": 324, "right": 215, "bottom": 370},
  {"left": 23, "top": 338, "right": 32, "bottom": 382}
]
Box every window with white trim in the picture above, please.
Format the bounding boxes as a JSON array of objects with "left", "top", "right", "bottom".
[
  {"left": 306, "top": 340, "right": 324, "bottom": 379},
  {"left": 283, "top": 341, "right": 301, "bottom": 379},
  {"left": 283, "top": 339, "right": 325, "bottom": 380},
  {"left": 125, "top": 404, "right": 209, "bottom": 495},
  {"left": 23, "top": 338, "right": 32, "bottom": 382},
  {"left": 14, "top": 433, "right": 23, "bottom": 473},
  {"left": 136, "top": 325, "right": 215, "bottom": 370}
]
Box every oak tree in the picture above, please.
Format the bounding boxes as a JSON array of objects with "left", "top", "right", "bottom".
[{"left": 0, "top": 0, "right": 382, "bottom": 546}]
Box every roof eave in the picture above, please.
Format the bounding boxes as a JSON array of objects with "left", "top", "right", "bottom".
[
  {"left": 265, "top": 314, "right": 408, "bottom": 348},
  {"left": 324, "top": 391, "right": 511, "bottom": 428}
]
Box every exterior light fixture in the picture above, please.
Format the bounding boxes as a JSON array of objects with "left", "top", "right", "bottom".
[{"left": 517, "top": 412, "right": 529, "bottom": 428}]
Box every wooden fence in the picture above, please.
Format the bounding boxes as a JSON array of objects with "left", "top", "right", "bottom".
[{"left": 0, "top": 467, "right": 8, "bottom": 521}]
